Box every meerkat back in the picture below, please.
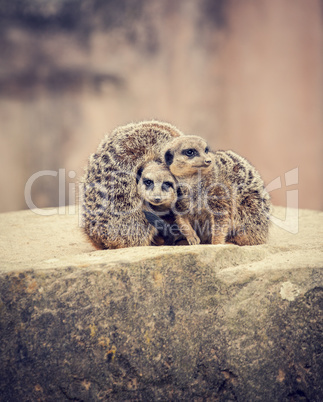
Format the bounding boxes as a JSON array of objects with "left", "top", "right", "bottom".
[
  {"left": 213, "top": 150, "right": 271, "bottom": 245},
  {"left": 81, "top": 121, "right": 184, "bottom": 249}
]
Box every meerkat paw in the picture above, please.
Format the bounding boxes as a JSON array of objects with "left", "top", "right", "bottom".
[{"left": 186, "top": 232, "right": 201, "bottom": 245}]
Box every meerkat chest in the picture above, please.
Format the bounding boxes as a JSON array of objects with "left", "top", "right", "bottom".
[
  {"left": 144, "top": 201, "right": 173, "bottom": 220},
  {"left": 176, "top": 177, "right": 211, "bottom": 213},
  {"left": 176, "top": 171, "right": 234, "bottom": 218}
]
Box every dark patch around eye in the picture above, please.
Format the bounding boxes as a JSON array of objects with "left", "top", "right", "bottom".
[
  {"left": 182, "top": 148, "right": 199, "bottom": 158},
  {"left": 162, "top": 181, "right": 174, "bottom": 191},
  {"left": 143, "top": 178, "right": 154, "bottom": 188},
  {"left": 205, "top": 147, "right": 209, "bottom": 153}
]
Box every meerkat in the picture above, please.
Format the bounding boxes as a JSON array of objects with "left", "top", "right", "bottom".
[
  {"left": 81, "top": 120, "right": 184, "bottom": 249},
  {"left": 137, "top": 161, "right": 182, "bottom": 245},
  {"left": 162, "top": 136, "right": 271, "bottom": 246},
  {"left": 137, "top": 161, "right": 177, "bottom": 211}
]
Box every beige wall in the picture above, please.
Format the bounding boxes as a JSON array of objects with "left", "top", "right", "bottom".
[{"left": 0, "top": 0, "right": 322, "bottom": 212}]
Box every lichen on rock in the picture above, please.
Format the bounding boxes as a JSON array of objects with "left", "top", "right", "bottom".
[{"left": 0, "top": 206, "right": 322, "bottom": 400}]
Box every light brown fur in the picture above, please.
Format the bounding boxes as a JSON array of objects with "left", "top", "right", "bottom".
[
  {"left": 163, "top": 136, "right": 271, "bottom": 246},
  {"left": 81, "top": 121, "right": 184, "bottom": 249},
  {"left": 138, "top": 161, "right": 178, "bottom": 245}
]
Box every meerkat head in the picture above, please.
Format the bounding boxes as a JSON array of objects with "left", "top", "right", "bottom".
[
  {"left": 163, "top": 136, "right": 213, "bottom": 177},
  {"left": 137, "top": 161, "right": 177, "bottom": 208}
]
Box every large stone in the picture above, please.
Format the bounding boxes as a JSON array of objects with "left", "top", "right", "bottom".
[{"left": 0, "top": 206, "right": 322, "bottom": 401}]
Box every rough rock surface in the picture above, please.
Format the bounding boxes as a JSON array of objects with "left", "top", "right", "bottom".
[{"left": 0, "top": 206, "right": 322, "bottom": 401}]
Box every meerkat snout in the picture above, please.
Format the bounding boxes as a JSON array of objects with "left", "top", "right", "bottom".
[
  {"left": 137, "top": 161, "right": 177, "bottom": 208},
  {"left": 163, "top": 135, "right": 213, "bottom": 177}
]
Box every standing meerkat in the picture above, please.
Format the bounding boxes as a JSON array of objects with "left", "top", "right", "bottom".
[
  {"left": 162, "top": 136, "right": 271, "bottom": 246},
  {"left": 81, "top": 120, "right": 184, "bottom": 249}
]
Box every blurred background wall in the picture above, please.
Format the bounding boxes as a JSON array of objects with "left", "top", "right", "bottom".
[{"left": 0, "top": 0, "right": 322, "bottom": 213}]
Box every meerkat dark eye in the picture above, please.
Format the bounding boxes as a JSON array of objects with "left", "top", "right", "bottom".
[
  {"left": 182, "top": 148, "right": 198, "bottom": 158},
  {"left": 205, "top": 147, "right": 209, "bottom": 154},
  {"left": 162, "top": 181, "right": 174, "bottom": 191},
  {"left": 143, "top": 179, "right": 154, "bottom": 188}
]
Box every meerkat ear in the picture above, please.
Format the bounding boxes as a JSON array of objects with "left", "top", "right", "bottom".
[
  {"left": 136, "top": 166, "right": 144, "bottom": 184},
  {"left": 165, "top": 150, "right": 174, "bottom": 166}
]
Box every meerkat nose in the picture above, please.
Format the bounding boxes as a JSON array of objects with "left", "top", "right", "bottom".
[
  {"left": 205, "top": 159, "right": 212, "bottom": 164},
  {"left": 154, "top": 196, "right": 162, "bottom": 202}
]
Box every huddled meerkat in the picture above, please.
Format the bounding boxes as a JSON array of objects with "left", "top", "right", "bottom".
[
  {"left": 162, "top": 136, "right": 271, "bottom": 246},
  {"left": 137, "top": 161, "right": 177, "bottom": 211},
  {"left": 137, "top": 161, "right": 182, "bottom": 245},
  {"left": 81, "top": 120, "right": 184, "bottom": 249}
]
